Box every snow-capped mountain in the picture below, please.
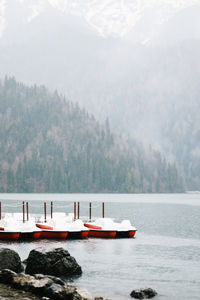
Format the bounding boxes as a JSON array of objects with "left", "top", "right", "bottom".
[{"left": 1, "top": 0, "right": 200, "bottom": 42}]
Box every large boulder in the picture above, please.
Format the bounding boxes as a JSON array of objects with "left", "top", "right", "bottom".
[
  {"left": 0, "top": 248, "right": 23, "bottom": 273},
  {"left": 25, "top": 247, "right": 82, "bottom": 277},
  {"left": 130, "top": 288, "right": 157, "bottom": 299}
]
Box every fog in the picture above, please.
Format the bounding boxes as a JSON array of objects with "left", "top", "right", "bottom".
[{"left": 0, "top": 0, "right": 200, "bottom": 189}]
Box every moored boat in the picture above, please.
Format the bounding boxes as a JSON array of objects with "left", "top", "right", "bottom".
[
  {"left": 21, "top": 231, "right": 41, "bottom": 240},
  {"left": 0, "top": 214, "right": 20, "bottom": 240},
  {"left": 43, "top": 212, "right": 89, "bottom": 240},
  {"left": 0, "top": 227, "right": 20, "bottom": 240},
  {"left": 66, "top": 219, "right": 89, "bottom": 239},
  {"left": 115, "top": 220, "right": 137, "bottom": 238},
  {"left": 36, "top": 223, "right": 68, "bottom": 239},
  {"left": 12, "top": 213, "right": 41, "bottom": 240},
  {"left": 84, "top": 218, "right": 117, "bottom": 238},
  {"left": 85, "top": 228, "right": 116, "bottom": 238},
  {"left": 84, "top": 218, "right": 137, "bottom": 239},
  {"left": 0, "top": 203, "right": 136, "bottom": 241}
]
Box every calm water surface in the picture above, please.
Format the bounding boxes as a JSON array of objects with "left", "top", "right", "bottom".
[{"left": 0, "top": 193, "right": 200, "bottom": 300}]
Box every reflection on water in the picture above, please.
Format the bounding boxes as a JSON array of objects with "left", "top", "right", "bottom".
[{"left": 0, "top": 194, "right": 200, "bottom": 299}]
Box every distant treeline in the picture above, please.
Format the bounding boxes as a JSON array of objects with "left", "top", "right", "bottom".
[{"left": 0, "top": 76, "right": 184, "bottom": 193}]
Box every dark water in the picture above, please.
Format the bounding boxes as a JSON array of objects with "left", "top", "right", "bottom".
[{"left": 0, "top": 194, "right": 200, "bottom": 300}]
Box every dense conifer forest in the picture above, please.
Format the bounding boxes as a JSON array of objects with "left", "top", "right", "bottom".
[{"left": 0, "top": 77, "right": 184, "bottom": 193}]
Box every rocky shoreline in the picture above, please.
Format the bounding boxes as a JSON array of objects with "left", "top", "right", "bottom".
[
  {"left": 0, "top": 247, "right": 105, "bottom": 300},
  {"left": 0, "top": 269, "right": 103, "bottom": 300},
  {"left": 0, "top": 247, "right": 157, "bottom": 300}
]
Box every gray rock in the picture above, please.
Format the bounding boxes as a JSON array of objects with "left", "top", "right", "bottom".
[
  {"left": 60, "top": 285, "right": 83, "bottom": 300},
  {"left": 0, "top": 268, "right": 104, "bottom": 300},
  {"left": 12, "top": 273, "right": 53, "bottom": 295},
  {"left": 0, "top": 269, "right": 16, "bottom": 283},
  {"left": 45, "top": 284, "right": 91, "bottom": 300},
  {"left": 34, "top": 274, "right": 65, "bottom": 286},
  {"left": 130, "top": 288, "right": 157, "bottom": 299},
  {"left": 0, "top": 248, "right": 23, "bottom": 273},
  {"left": 45, "top": 283, "right": 66, "bottom": 300},
  {"left": 76, "top": 287, "right": 93, "bottom": 300},
  {"left": 25, "top": 247, "right": 82, "bottom": 277},
  {"left": 0, "top": 269, "right": 53, "bottom": 296}
]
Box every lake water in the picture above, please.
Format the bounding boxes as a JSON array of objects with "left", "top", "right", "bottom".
[{"left": 0, "top": 193, "right": 200, "bottom": 300}]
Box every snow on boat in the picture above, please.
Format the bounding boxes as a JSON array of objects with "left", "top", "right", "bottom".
[
  {"left": 84, "top": 218, "right": 117, "bottom": 238},
  {"left": 61, "top": 213, "right": 89, "bottom": 239},
  {"left": 0, "top": 214, "right": 20, "bottom": 240},
  {"left": 114, "top": 220, "right": 137, "bottom": 238},
  {"left": 36, "top": 213, "right": 68, "bottom": 239},
  {"left": 20, "top": 225, "right": 41, "bottom": 240},
  {"left": 42, "top": 213, "right": 89, "bottom": 239},
  {"left": 66, "top": 219, "right": 89, "bottom": 239},
  {"left": 12, "top": 213, "right": 41, "bottom": 240},
  {"left": 0, "top": 200, "right": 136, "bottom": 240},
  {"left": 84, "top": 218, "right": 137, "bottom": 239}
]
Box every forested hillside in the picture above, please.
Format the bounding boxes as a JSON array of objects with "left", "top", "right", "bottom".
[{"left": 0, "top": 77, "right": 184, "bottom": 193}]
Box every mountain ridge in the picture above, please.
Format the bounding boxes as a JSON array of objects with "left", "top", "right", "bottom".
[{"left": 0, "top": 76, "right": 184, "bottom": 193}]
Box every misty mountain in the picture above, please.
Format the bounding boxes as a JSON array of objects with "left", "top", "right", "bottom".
[
  {"left": 0, "top": 1, "right": 200, "bottom": 190},
  {"left": 0, "top": 77, "right": 184, "bottom": 193}
]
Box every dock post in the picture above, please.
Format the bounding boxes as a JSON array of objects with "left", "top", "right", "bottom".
[
  {"left": 102, "top": 202, "right": 104, "bottom": 218},
  {"left": 78, "top": 202, "right": 80, "bottom": 219},
  {"left": 44, "top": 202, "right": 47, "bottom": 223},
  {"left": 89, "top": 202, "right": 92, "bottom": 221},
  {"left": 74, "top": 202, "right": 76, "bottom": 221},
  {"left": 26, "top": 202, "right": 29, "bottom": 221},
  {"left": 23, "top": 201, "right": 25, "bottom": 223},
  {"left": 51, "top": 201, "right": 53, "bottom": 219}
]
